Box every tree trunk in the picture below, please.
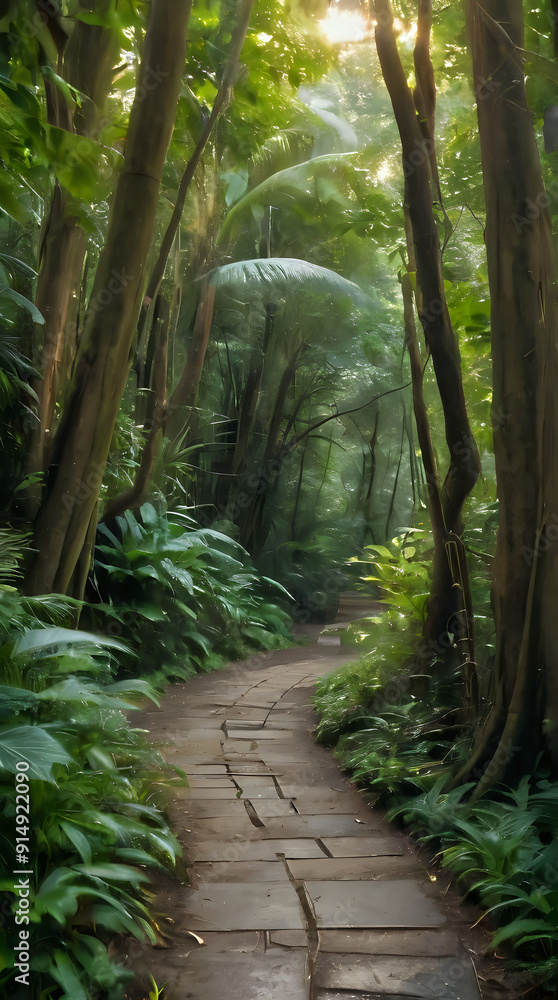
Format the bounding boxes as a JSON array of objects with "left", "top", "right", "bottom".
[
  {"left": 30, "top": 3, "right": 119, "bottom": 475},
  {"left": 375, "top": 0, "right": 481, "bottom": 669},
  {"left": 25, "top": 0, "right": 192, "bottom": 596},
  {"left": 450, "top": 0, "right": 558, "bottom": 794}
]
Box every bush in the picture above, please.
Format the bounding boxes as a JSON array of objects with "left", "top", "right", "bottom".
[
  {"left": 0, "top": 564, "right": 182, "bottom": 1000},
  {"left": 90, "top": 504, "right": 293, "bottom": 684}
]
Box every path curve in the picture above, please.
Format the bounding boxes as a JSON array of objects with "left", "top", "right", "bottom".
[{"left": 130, "top": 627, "right": 487, "bottom": 1000}]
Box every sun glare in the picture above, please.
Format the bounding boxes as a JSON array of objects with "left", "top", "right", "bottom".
[
  {"left": 320, "top": 8, "right": 370, "bottom": 45},
  {"left": 376, "top": 159, "right": 393, "bottom": 184}
]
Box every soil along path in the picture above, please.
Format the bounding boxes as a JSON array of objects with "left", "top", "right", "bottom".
[{"left": 131, "top": 626, "right": 484, "bottom": 1000}]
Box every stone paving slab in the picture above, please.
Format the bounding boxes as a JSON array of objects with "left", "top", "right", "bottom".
[
  {"left": 182, "top": 785, "right": 240, "bottom": 798},
  {"left": 268, "top": 929, "right": 462, "bottom": 957},
  {"left": 190, "top": 861, "right": 291, "bottom": 882},
  {"left": 251, "top": 799, "right": 298, "bottom": 817},
  {"left": 166, "top": 944, "right": 308, "bottom": 999},
  {"left": 320, "top": 836, "right": 405, "bottom": 857},
  {"left": 254, "top": 815, "right": 375, "bottom": 838},
  {"left": 179, "top": 800, "right": 248, "bottom": 817},
  {"left": 286, "top": 857, "right": 424, "bottom": 881},
  {"left": 278, "top": 782, "right": 356, "bottom": 797},
  {"left": 315, "top": 930, "right": 462, "bottom": 956},
  {"left": 181, "top": 882, "right": 306, "bottom": 930},
  {"left": 185, "top": 838, "right": 328, "bottom": 862},
  {"left": 226, "top": 728, "right": 292, "bottom": 740},
  {"left": 303, "top": 880, "right": 446, "bottom": 929},
  {"left": 315, "top": 954, "right": 480, "bottom": 998},
  {"left": 292, "top": 797, "right": 373, "bottom": 816},
  {"left": 236, "top": 787, "right": 284, "bottom": 799}
]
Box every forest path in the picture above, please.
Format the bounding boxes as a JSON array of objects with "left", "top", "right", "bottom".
[{"left": 130, "top": 613, "right": 487, "bottom": 1000}]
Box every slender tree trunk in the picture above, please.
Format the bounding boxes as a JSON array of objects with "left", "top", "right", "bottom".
[
  {"left": 375, "top": 0, "right": 480, "bottom": 669},
  {"left": 102, "top": 283, "right": 216, "bottom": 523},
  {"left": 30, "top": 3, "right": 119, "bottom": 474},
  {"left": 25, "top": 0, "right": 192, "bottom": 596},
  {"left": 450, "top": 0, "right": 558, "bottom": 793}
]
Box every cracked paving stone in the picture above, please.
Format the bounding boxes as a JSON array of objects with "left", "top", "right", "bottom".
[
  {"left": 184, "top": 837, "right": 329, "bottom": 862},
  {"left": 315, "top": 954, "right": 481, "bottom": 998}
]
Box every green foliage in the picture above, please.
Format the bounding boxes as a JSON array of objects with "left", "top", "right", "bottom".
[
  {"left": 92, "top": 504, "right": 292, "bottom": 683},
  {"left": 348, "top": 528, "right": 433, "bottom": 623},
  {"left": 390, "top": 775, "right": 558, "bottom": 988},
  {"left": 0, "top": 538, "right": 183, "bottom": 999},
  {"left": 313, "top": 609, "right": 419, "bottom": 745}
]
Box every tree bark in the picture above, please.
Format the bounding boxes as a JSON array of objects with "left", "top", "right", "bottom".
[
  {"left": 375, "top": 0, "right": 481, "bottom": 668},
  {"left": 29, "top": 2, "right": 120, "bottom": 476},
  {"left": 449, "top": 0, "right": 558, "bottom": 794},
  {"left": 25, "top": 0, "right": 192, "bottom": 596}
]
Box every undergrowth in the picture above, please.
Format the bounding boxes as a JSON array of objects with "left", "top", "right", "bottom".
[
  {"left": 89, "top": 504, "right": 293, "bottom": 686},
  {"left": 312, "top": 524, "right": 558, "bottom": 992},
  {"left": 0, "top": 579, "right": 183, "bottom": 1000},
  {"left": 0, "top": 516, "right": 294, "bottom": 999}
]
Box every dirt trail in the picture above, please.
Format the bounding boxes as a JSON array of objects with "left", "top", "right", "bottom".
[{"left": 126, "top": 622, "right": 505, "bottom": 999}]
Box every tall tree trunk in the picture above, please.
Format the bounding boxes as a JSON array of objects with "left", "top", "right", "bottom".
[
  {"left": 450, "top": 0, "right": 558, "bottom": 794},
  {"left": 375, "top": 0, "right": 481, "bottom": 670},
  {"left": 25, "top": 0, "right": 192, "bottom": 596},
  {"left": 30, "top": 2, "right": 119, "bottom": 474}
]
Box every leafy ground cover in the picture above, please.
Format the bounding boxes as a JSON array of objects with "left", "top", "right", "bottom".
[
  {"left": 0, "top": 523, "right": 294, "bottom": 999},
  {"left": 313, "top": 530, "right": 558, "bottom": 994}
]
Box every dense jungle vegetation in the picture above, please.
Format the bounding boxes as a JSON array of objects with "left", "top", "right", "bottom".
[{"left": 2, "top": 0, "right": 558, "bottom": 996}]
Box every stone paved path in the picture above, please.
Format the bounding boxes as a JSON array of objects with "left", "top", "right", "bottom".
[{"left": 132, "top": 629, "right": 486, "bottom": 1000}]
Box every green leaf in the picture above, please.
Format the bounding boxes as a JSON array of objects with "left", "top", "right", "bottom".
[
  {"left": 208, "top": 257, "right": 366, "bottom": 307},
  {"left": 48, "top": 950, "right": 88, "bottom": 1000},
  {"left": 59, "top": 821, "right": 92, "bottom": 865},
  {"left": 491, "top": 918, "right": 558, "bottom": 948},
  {"left": 10, "top": 627, "right": 130, "bottom": 658},
  {"left": 0, "top": 725, "right": 72, "bottom": 781},
  {"left": 0, "top": 285, "right": 44, "bottom": 323}
]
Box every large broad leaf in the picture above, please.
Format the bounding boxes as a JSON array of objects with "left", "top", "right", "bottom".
[
  {"left": 0, "top": 286, "right": 44, "bottom": 324},
  {"left": 207, "top": 257, "right": 366, "bottom": 308},
  {"left": 35, "top": 677, "right": 149, "bottom": 711},
  {"left": 0, "top": 725, "right": 72, "bottom": 781},
  {"left": 217, "top": 152, "right": 366, "bottom": 244},
  {"left": 10, "top": 627, "right": 130, "bottom": 659}
]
